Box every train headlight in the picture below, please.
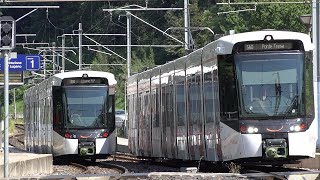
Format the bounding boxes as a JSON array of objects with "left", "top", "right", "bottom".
[
  {"left": 240, "top": 125, "right": 258, "bottom": 133},
  {"left": 290, "top": 123, "right": 306, "bottom": 132},
  {"left": 294, "top": 125, "right": 301, "bottom": 131},
  {"left": 290, "top": 126, "right": 295, "bottom": 131},
  {"left": 247, "top": 127, "right": 259, "bottom": 133},
  {"left": 247, "top": 127, "right": 254, "bottom": 133}
]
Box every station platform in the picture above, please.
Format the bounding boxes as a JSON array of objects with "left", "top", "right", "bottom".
[
  {"left": 117, "top": 137, "right": 129, "bottom": 153},
  {"left": 286, "top": 153, "right": 320, "bottom": 170},
  {"left": 0, "top": 146, "right": 53, "bottom": 177}
]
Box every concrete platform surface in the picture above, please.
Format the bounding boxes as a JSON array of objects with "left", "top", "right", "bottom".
[
  {"left": 0, "top": 145, "right": 53, "bottom": 177},
  {"left": 286, "top": 153, "right": 320, "bottom": 170},
  {"left": 117, "top": 137, "right": 129, "bottom": 153}
]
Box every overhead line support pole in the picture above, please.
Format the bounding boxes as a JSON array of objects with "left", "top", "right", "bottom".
[
  {"left": 4, "top": 50, "right": 9, "bottom": 178},
  {"left": 79, "top": 23, "right": 82, "bottom": 70},
  {"left": 184, "top": 0, "right": 190, "bottom": 53},
  {"left": 52, "top": 42, "right": 56, "bottom": 74},
  {"left": 127, "top": 12, "right": 131, "bottom": 78},
  {"left": 62, "top": 35, "right": 65, "bottom": 72}
]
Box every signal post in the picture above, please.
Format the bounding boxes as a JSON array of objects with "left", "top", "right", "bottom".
[{"left": 0, "top": 16, "right": 16, "bottom": 178}]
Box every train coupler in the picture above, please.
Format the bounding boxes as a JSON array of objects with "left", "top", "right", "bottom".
[
  {"left": 79, "top": 142, "right": 95, "bottom": 156},
  {"left": 263, "top": 139, "right": 288, "bottom": 158}
]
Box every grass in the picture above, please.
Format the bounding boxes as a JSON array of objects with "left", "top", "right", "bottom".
[
  {"left": 228, "top": 162, "right": 241, "bottom": 173},
  {"left": 9, "top": 100, "right": 24, "bottom": 116},
  {"left": 0, "top": 100, "right": 25, "bottom": 134}
]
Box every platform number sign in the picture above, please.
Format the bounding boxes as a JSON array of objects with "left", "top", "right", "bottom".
[
  {"left": 26, "top": 56, "right": 40, "bottom": 70},
  {"left": 0, "top": 16, "right": 16, "bottom": 50}
]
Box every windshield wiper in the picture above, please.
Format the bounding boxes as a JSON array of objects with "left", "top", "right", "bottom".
[
  {"left": 274, "top": 72, "right": 282, "bottom": 115},
  {"left": 282, "top": 95, "right": 299, "bottom": 119}
]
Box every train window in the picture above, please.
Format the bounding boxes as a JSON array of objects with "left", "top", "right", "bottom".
[
  {"left": 143, "top": 93, "right": 149, "bottom": 127},
  {"left": 176, "top": 82, "right": 186, "bottom": 126},
  {"left": 154, "top": 88, "right": 160, "bottom": 127},
  {"left": 131, "top": 94, "right": 137, "bottom": 129},
  {"left": 161, "top": 86, "right": 167, "bottom": 127},
  {"left": 136, "top": 93, "right": 142, "bottom": 129},
  {"left": 218, "top": 55, "right": 239, "bottom": 121},
  {"left": 203, "top": 72, "right": 214, "bottom": 123},
  {"left": 62, "top": 86, "right": 110, "bottom": 129},
  {"left": 235, "top": 52, "right": 305, "bottom": 118},
  {"left": 52, "top": 86, "right": 63, "bottom": 130},
  {"left": 167, "top": 85, "right": 174, "bottom": 127},
  {"left": 151, "top": 91, "right": 156, "bottom": 127},
  {"left": 107, "top": 95, "right": 116, "bottom": 131},
  {"left": 188, "top": 74, "right": 201, "bottom": 125}
]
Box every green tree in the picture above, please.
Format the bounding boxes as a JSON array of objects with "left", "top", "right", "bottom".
[
  {"left": 205, "top": 0, "right": 310, "bottom": 34},
  {"left": 91, "top": 47, "right": 155, "bottom": 109}
]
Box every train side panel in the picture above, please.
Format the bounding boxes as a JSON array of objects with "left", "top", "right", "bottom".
[
  {"left": 186, "top": 49, "right": 205, "bottom": 160},
  {"left": 127, "top": 74, "right": 139, "bottom": 155},
  {"left": 174, "top": 57, "right": 188, "bottom": 160},
  {"left": 202, "top": 42, "right": 221, "bottom": 161},
  {"left": 160, "top": 61, "right": 176, "bottom": 159},
  {"left": 151, "top": 68, "right": 162, "bottom": 157}
]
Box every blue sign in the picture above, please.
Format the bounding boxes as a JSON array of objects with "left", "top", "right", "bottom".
[{"left": 0, "top": 54, "right": 41, "bottom": 71}]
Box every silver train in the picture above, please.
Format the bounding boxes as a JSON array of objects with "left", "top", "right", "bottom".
[
  {"left": 24, "top": 70, "right": 117, "bottom": 159},
  {"left": 127, "top": 30, "right": 318, "bottom": 164}
]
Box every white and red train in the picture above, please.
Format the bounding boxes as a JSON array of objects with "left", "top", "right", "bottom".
[
  {"left": 127, "top": 30, "right": 318, "bottom": 165},
  {"left": 24, "top": 70, "right": 117, "bottom": 161}
]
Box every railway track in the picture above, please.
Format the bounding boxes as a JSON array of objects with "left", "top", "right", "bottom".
[
  {"left": 15, "top": 124, "right": 24, "bottom": 132},
  {"left": 53, "top": 158, "right": 128, "bottom": 175},
  {"left": 99, "top": 162, "right": 128, "bottom": 174},
  {"left": 70, "top": 162, "right": 90, "bottom": 174},
  {"left": 9, "top": 124, "right": 25, "bottom": 150}
]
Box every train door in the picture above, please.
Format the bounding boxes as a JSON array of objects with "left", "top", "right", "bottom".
[
  {"left": 186, "top": 51, "right": 206, "bottom": 161},
  {"left": 202, "top": 44, "right": 221, "bottom": 161},
  {"left": 137, "top": 92, "right": 143, "bottom": 156},
  {"left": 47, "top": 97, "right": 53, "bottom": 154},
  {"left": 151, "top": 68, "right": 162, "bottom": 157},
  {"left": 140, "top": 91, "right": 152, "bottom": 157},
  {"left": 166, "top": 82, "right": 176, "bottom": 159},
  {"left": 36, "top": 97, "right": 41, "bottom": 153},
  {"left": 160, "top": 63, "right": 176, "bottom": 159},
  {"left": 128, "top": 93, "right": 138, "bottom": 155},
  {"left": 174, "top": 58, "right": 188, "bottom": 160},
  {"left": 161, "top": 84, "right": 167, "bottom": 158},
  {"left": 39, "top": 97, "right": 44, "bottom": 153}
]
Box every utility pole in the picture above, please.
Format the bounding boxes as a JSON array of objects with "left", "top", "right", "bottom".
[
  {"left": 79, "top": 23, "right": 83, "bottom": 70},
  {"left": 127, "top": 12, "right": 131, "bottom": 78},
  {"left": 52, "top": 42, "right": 56, "bottom": 74},
  {"left": 0, "top": 16, "right": 16, "bottom": 178},
  {"left": 184, "top": 0, "right": 191, "bottom": 54},
  {"left": 103, "top": 5, "right": 184, "bottom": 77},
  {"left": 3, "top": 50, "right": 9, "bottom": 178},
  {"left": 13, "top": 88, "right": 16, "bottom": 119},
  {"left": 62, "top": 35, "right": 65, "bottom": 72},
  {"left": 43, "top": 51, "right": 46, "bottom": 79}
]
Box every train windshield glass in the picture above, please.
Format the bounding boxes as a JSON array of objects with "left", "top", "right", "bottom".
[
  {"left": 235, "top": 52, "right": 304, "bottom": 118},
  {"left": 63, "top": 86, "right": 109, "bottom": 128}
]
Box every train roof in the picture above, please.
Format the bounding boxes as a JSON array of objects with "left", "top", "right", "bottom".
[
  {"left": 215, "top": 30, "right": 313, "bottom": 54},
  {"left": 128, "top": 30, "right": 313, "bottom": 81},
  {"left": 54, "top": 70, "right": 117, "bottom": 85}
]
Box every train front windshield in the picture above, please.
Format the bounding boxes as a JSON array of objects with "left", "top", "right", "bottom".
[
  {"left": 63, "top": 86, "right": 109, "bottom": 128},
  {"left": 235, "top": 53, "right": 304, "bottom": 118}
]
